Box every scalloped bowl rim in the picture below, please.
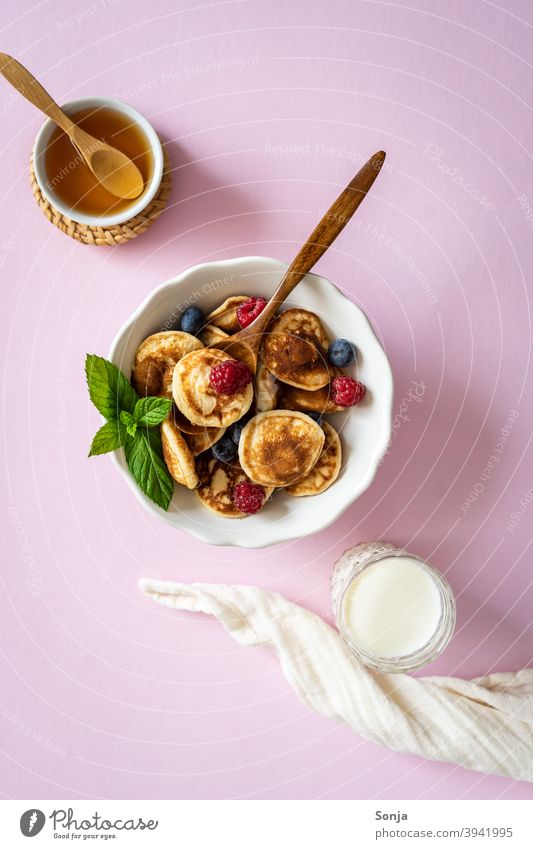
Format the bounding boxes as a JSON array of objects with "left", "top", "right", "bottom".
[{"left": 108, "top": 256, "right": 393, "bottom": 547}]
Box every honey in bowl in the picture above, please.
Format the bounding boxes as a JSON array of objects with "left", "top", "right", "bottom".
[{"left": 44, "top": 105, "right": 154, "bottom": 218}]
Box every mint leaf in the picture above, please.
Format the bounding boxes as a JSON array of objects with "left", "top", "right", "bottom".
[
  {"left": 134, "top": 396, "right": 172, "bottom": 427},
  {"left": 140, "top": 424, "right": 164, "bottom": 454},
  {"left": 124, "top": 429, "right": 173, "bottom": 511},
  {"left": 88, "top": 420, "right": 128, "bottom": 456},
  {"left": 85, "top": 354, "right": 173, "bottom": 510},
  {"left": 120, "top": 410, "right": 138, "bottom": 438},
  {"left": 85, "top": 354, "right": 138, "bottom": 420}
]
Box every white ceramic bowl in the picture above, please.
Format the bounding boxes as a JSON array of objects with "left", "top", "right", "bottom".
[
  {"left": 109, "top": 257, "right": 393, "bottom": 547},
  {"left": 32, "top": 97, "right": 164, "bottom": 227}
]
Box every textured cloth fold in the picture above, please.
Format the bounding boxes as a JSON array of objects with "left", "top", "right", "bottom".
[{"left": 140, "top": 579, "right": 533, "bottom": 782}]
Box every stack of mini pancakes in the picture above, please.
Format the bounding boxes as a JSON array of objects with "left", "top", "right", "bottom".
[{"left": 131, "top": 296, "right": 352, "bottom": 519}]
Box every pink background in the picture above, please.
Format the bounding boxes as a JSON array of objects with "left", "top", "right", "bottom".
[{"left": 1, "top": 0, "right": 532, "bottom": 800}]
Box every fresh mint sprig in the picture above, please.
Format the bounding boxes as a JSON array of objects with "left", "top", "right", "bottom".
[
  {"left": 85, "top": 353, "right": 137, "bottom": 420},
  {"left": 88, "top": 419, "right": 128, "bottom": 456},
  {"left": 85, "top": 354, "right": 174, "bottom": 511}
]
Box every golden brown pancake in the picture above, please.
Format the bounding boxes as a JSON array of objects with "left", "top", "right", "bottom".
[
  {"left": 171, "top": 405, "right": 210, "bottom": 435},
  {"left": 185, "top": 427, "right": 226, "bottom": 456},
  {"left": 262, "top": 332, "right": 330, "bottom": 390},
  {"left": 269, "top": 308, "right": 330, "bottom": 349},
  {"left": 206, "top": 295, "right": 249, "bottom": 333},
  {"left": 161, "top": 418, "right": 199, "bottom": 489},
  {"left": 195, "top": 455, "right": 272, "bottom": 518},
  {"left": 170, "top": 402, "right": 224, "bottom": 452},
  {"left": 238, "top": 410, "right": 325, "bottom": 487},
  {"left": 199, "top": 324, "right": 229, "bottom": 346},
  {"left": 172, "top": 348, "right": 253, "bottom": 427},
  {"left": 286, "top": 421, "right": 342, "bottom": 496},
  {"left": 254, "top": 356, "right": 278, "bottom": 412},
  {"left": 262, "top": 309, "right": 331, "bottom": 390},
  {"left": 278, "top": 379, "right": 345, "bottom": 414},
  {"left": 158, "top": 365, "right": 175, "bottom": 399},
  {"left": 132, "top": 331, "right": 203, "bottom": 397}
]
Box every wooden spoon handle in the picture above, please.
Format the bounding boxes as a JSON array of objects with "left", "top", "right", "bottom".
[
  {"left": 0, "top": 53, "right": 74, "bottom": 134},
  {"left": 289, "top": 150, "right": 386, "bottom": 280},
  {"left": 250, "top": 151, "right": 386, "bottom": 335}
]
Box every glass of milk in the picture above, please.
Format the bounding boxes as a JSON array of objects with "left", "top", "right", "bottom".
[{"left": 331, "top": 542, "right": 456, "bottom": 673}]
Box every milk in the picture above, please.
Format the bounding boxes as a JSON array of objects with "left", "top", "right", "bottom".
[{"left": 341, "top": 556, "right": 443, "bottom": 658}]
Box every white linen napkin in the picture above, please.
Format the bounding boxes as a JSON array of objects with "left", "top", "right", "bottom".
[{"left": 140, "top": 579, "right": 533, "bottom": 782}]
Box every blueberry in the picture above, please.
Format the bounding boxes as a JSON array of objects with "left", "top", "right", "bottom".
[
  {"left": 327, "top": 338, "right": 356, "bottom": 368},
  {"left": 228, "top": 415, "right": 250, "bottom": 445},
  {"left": 180, "top": 306, "right": 204, "bottom": 336},
  {"left": 306, "top": 411, "right": 323, "bottom": 424},
  {"left": 212, "top": 433, "right": 237, "bottom": 463}
]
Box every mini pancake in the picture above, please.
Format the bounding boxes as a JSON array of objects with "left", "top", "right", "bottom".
[
  {"left": 172, "top": 348, "right": 253, "bottom": 427},
  {"left": 206, "top": 295, "right": 249, "bottom": 333},
  {"left": 269, "top": 308, "right": 330, "bottom": 350},
  {"left": 195, "top": 455, "right": 272, "bottom": 518},
  {"left": 171, "top": 404, "right": 210, "bottom": 435},
  {"left": 133, "top": 331, "right": 203, "bottom": 397},
  {"left": 262, "top": 331, "right": 330, "bottom": 390},
  {"left": 254, "top": 356, "right": 278, "bottom": 412},
  {"left": 238, "top": 410, "right": 325, "bottom": 487},
  {"left": 159, "top": 364, "right": 175, "bottom": 399},
  {"left": 199, "top": 324, "right": 229, "bottom": 346},
  {"left": 278, "top": 379, "right": 345, "bottom": 414},
  {"left": 161, "top": 418, "right": 199, "bottom": 489},
  {"left": 286, "top": 421, "right": 342, "bottom": 496},
  {"left": 262, "top": 309, "right": 332, "bottom": 390},
  {"left": 185, "top": 427, "right": 226, "bottom": 456}
]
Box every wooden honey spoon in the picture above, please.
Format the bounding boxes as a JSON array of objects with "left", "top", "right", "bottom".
[
  {"left": 213, "top": 150, "right": 386, "bottom": 373},
  {"left": 0, "top": 53, "right": 144, "bottom": 200}
]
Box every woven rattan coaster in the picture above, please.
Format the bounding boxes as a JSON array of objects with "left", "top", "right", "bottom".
[{"left": 29, "top": 148, "right": 172, "bottom": 246}]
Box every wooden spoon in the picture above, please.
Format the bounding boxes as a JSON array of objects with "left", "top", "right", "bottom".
[
  {"left": 0, "top": 53, "right": 144, "bottom": 200},
  {"left": 214, "top": 150, "right": 386, "bottom": 372}
]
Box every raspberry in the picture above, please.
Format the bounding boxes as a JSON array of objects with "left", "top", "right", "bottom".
[
  {"left": 209, "top": 359, "right": 252, "bottom": 394},
  {"left": 331, "top": 376, "right": 366, "bottom": 407},
  {"left": 233, "top": 481, "right": 266, "bottom": 514},
  {"left": 237, "top": 297, "right": 267, "bottom": 328}
]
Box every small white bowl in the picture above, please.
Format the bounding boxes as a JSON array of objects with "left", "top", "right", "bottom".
[
  {"left": 109, "top": 256, "right": 394, "bottom": 548},
  {"left": 32, "top": 96, "right": 164, "bottom": 227}
]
